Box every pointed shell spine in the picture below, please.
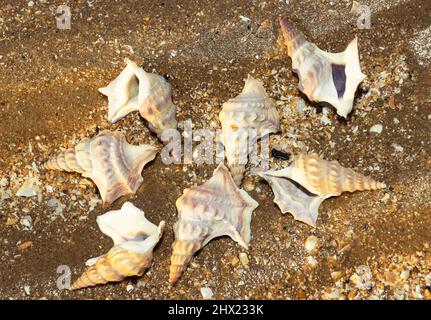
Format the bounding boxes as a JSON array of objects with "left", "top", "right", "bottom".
[
  {"left": 279, "top": 17, "right": 307, "bottom": 57},
  {"left": 337, "top": 165, "right": 385, "bottom": 193},
  {"left": 169, "top": 238, "right": 203, "bottom": 286},
  {"left": 294, "top": 153, "right": 386, "bottom": 195}
]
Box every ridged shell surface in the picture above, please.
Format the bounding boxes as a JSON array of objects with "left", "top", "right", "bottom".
[
  {"left": 99, "top": 58, "right": 177, "bottom": 137},
  {"left": 280, "top": 153, "right": 386, "bottom": 197},
  {"left": 169, "top": 163, "right": 258, "bottom": 285},
  {"left": 44, "top": 130, "right": 158, "bottom": 205},
  {"left": 259, "top": 153, "right": 386, "bottom": 227},
  {"left": 70, "top": 202, "right": 165, "bottom": 290},
  {"left": 219, "top": 75, "right": 279, "bottom": 186},
  {"left": 280, "top": 17, "right": 366, "bottom": 118}
]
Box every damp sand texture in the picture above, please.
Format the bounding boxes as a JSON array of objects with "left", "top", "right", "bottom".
[{"left": 0, "top": 0, "right": 430, "bottom": 300}]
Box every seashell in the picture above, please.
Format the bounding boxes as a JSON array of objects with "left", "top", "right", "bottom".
[
  {"left": 280, "top": 18, "right": 366, "bottom": 118},
  {"left": 219, "top": 75, "right": 280, "bottom": 186},
  {"left": 259, "top": 153, "right": 386, "bottom": 227},
  {"left": 99, "top": 58, "right": 177, "bottom": 137},
  {"left": 44, "top": 130, "right": 158, "bottom": 205},
  {"left": 70, "top": 202, "right": 165, "bottom": 290},
  {"left": 169, "top": 163, "right": 258, "bottom": 285}
]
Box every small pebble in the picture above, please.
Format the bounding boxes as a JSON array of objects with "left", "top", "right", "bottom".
[
  {"left": 23, "top": 286, "right": 31, "bottom": 295},
  {"left": 16, "top": 181, "right": 38, "bottom": 197},
  {"left": 18, "top": 241, "right": 33, "bottom": 250},
  {"left": 239, "top": 252, "right": 249, "bottom": 266},
  {"left": 304, "top": 235, "right": 318, "bottom": 253},
  {"left": 20, "top": 216, "right": 33, "bottom": 229},
  {"left": 400, "top": 270, "right": 410, "bottom": 280},
  {"left": 369, "top": 124, "right": 383, "bottom": 134},
  {"left": 231, "top": 256, "right": 240, "bottom": 266},
  {"left": 6, "top": 218, "right": 18, "bottom": 226},
  {"left": 296, "top": 98, "right": 305, "bottom": 113},
  {"left": 392, "top": 144, "right": 404, "bottom": 153},
  {"left": 380, "top": 193, "right": 390, "bottom": 203},
  {"left": 47, "top": 197, "right": 59, "bottom": 208},
  {"left": 306, "top": 256, "right": 318, "bottom": 268},
  {"left": 200, "top": 287, "right": 213, "bottom": 299},
  {"left": 384, "top": 271, "right": 397, "bottom": 285},
  {"left": 126, "top": 284, "right": 134, "bottom": 292},
  {"left": 330, "top": 271, "right": 342, "bottom": 281},
  {"left": 239, "top": 15, "right": 251, "bottom": 22}
]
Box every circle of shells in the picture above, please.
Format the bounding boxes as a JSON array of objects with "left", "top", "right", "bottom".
[{"left": 43, "top": 19, "right": 386, "bottom": 290}]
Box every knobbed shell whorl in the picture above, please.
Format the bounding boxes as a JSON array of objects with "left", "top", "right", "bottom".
[
  {"left": 219, "top": 75, "right": 279, "bottom": 186},
  {"left": 44, "top": 130, "right": 158, "bottom": 205},
  {"left": 169, "top": 163, "right": 259, "bottom": 285},
  {"left": 280, "top": 17, "right": 366, "bottom": 118},
  {"left": 99, "top": 58, "right": 177, "bottom": 138}
]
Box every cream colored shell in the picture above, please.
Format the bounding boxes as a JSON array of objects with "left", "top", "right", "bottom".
[
  {"left": 44, "top": 130, "right": 158, "bottom": 205},
  {"left": 169, "top": 163, "right": 258, "bottom": 285},
  {"left": 219, "top": 75, "right": 279, "bottom": 186},
  {"left": 70, "top": 202, "right": 165, "bottom": 290},
  {"left": 280, "top": 18, "right": 366, "bottom": 118},
  {"left": 99, "top": 58, "right": 177, "bottom": 138},
  {"left": 259, "top": 153, "right": 386, "bottom": 227}
]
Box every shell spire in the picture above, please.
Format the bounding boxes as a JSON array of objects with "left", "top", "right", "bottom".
[
  {"left": 259, "top": 153, "right": 386, "bottom": 227},
  {"left": 70, "top": 202, "right": 165, "bottom": 290},
  {"left": 44, "top": 130, "right": 158, "bottom": 205},
  {"left": 274, "top": 153, "right": 386, "bottom": 197},
  {"left": 279, "top": 17, "right": 366, "bottom": 118},
  {"left": 99, "top": 58, "right": 177, "bottom": 138},
  {"left": 279, "top": 17, "right": 306, "bottom": 56},
  {"left": 169, "top": 163, "right": 258, "bottom": 285},
  {"left": 219, "top": 75, "right": 280, "bottom": 186}
]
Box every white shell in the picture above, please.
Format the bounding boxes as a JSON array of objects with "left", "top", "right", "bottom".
[
  {"left": 44, "top": 130, "right": 158, "bottom": 205},
  {"left": 280, "top": 18, "right": 366, "bottom": 118},
  {"left": 259, "top": 153, "right": 386, "bottom": 227},
  {"left": 169, "top": 163, "right": 259, "bottom": 285},
  {"left": 219, "top": 75, "right": 279, "bottom": 185},
  {"left": 70, "top": 202, "right": 165, "bottom": 290},
  {"left": 96, "top": 201, "right": 162, "bottom": 247},
  {"left": 99, "top": 58, "right": 177, "bottom": 137}
]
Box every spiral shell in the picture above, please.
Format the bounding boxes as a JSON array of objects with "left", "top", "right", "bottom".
[
  {"left": 280, "top": 18, "right": 366, "bottom": 118},
  {"left": 282, "top": 153, "right": 386, "bottom": 197},
  {"left": 44, "top": 130, "right": 158, "bottom": 205},
  {"left": 169, "top": 163, "right": 258, "bottom": 285},
  {"left": 99, "top": 58, "right": 177, "bottom": 138},
  {"left": 259, "top": 153, "right": 386, "bottom": 227},
  {"left": 219, "top": 75, "right": 279, "bottom": 186},
  {"left": 70, "top": 202, "right": 165, "bottom": 290}
]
